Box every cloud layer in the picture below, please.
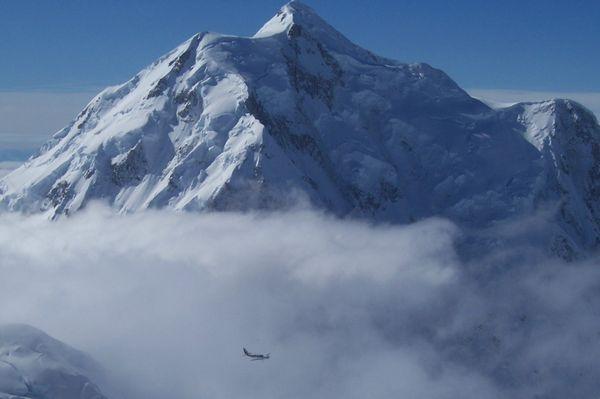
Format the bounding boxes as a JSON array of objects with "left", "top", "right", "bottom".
[{"left": 0, "top": 206, "right": 599, "bottom": 398}]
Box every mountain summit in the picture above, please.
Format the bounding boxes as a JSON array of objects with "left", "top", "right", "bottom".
[
  {"left": 2, "top": 1, "right": 600, "bottom": 256},
  {"left": 253, "top": 1, "right": 381, "bottom": 63},
  {"left": 254, "top": 1, "right": 331, "bottom": 38}
]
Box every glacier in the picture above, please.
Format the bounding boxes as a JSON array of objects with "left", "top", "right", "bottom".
[
  {"left": 0, "top": 324, "right": 107, "bottom": 399},
  {"left": 1, "top": 1, "right": 599, "bottom": 257}
]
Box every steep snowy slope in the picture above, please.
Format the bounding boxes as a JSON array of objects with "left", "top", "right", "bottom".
[
  {"left": 0, "top": 324, "right": 107, "bottom": 399},
  {"left": 499, "top": 99, "right": 600, "bottom": 257},
  {"left": 1, "top": 1, "right": 600, "bottom": 255}
]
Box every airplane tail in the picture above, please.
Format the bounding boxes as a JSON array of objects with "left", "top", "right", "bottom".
[{"left": 243, "top": 347, "right": 250, "bottom": 356}]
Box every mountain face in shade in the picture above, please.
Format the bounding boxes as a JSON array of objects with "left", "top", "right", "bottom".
[
  {"left": 1, "top": 1, "right": 600, "bottom": 256},
  {"left": 0, "top": 324, "right": 107, "bottom": 399}
]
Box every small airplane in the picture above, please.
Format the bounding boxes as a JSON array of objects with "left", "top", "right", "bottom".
[{"left": 243, "top": 347, "right": 270, "bottom": 361}]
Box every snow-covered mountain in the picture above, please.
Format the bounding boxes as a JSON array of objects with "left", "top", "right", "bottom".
[
  {"left": 1, "top": 1, "right": 599, "bottom": 255},
  {"left": 0, "top": 324, "right": 107, "bottom": 399}
]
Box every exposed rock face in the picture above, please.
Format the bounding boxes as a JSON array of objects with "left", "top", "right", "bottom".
[
  {"left": 0, "top": 324, "right": 107, "bottom": 399},
  {"left": 1, "top": 1, "right": 600, "bottom": 256}
]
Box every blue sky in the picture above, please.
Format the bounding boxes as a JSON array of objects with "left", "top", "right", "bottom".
[
  {"left": 0, "top": 0, "right": 599, "bottom": 162},
  {"left": 1, "top": 0, "right": 599, "bottom": 92}
]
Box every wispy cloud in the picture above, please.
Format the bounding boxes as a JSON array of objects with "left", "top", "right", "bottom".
[
  {"left": 0, "top": 90, "right": 96, "bottom": 152},
  {"left": 0, "top": 161, "right": 24, "bottom": 178}
]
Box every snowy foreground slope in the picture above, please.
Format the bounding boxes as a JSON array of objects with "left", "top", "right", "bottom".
[
  {"left": 2, "top": 1, "right": 600, "bottom": 255},
  {"left": 0, "top": 324, "right": 107, "bottom": 399}
]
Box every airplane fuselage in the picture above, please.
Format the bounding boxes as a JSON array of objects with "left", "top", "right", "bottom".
[{"left": 243, "top": 347, "right": 270, "bottom": 360}]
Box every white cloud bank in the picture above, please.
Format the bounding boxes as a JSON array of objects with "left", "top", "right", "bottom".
[{"left": 0, "top": 205, "right": 598, "bottom": 398}]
